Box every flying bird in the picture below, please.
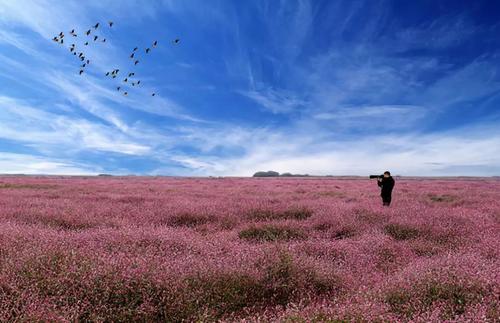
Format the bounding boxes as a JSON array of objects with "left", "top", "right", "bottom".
[
  {"left": 80, "top": 56, "right": 85, "bottom": 61},
  {"left": 117, "top": 86, "right": 121, "bottom": 91},
  {"left": 73, "top": 52, "right": 76, "bottom": 56},
  {"left": 153, "top": 40, "right": 158, "bottom": 47},
  {"left": 70, "top": 29, "right": 77, "bottom": 37},
  {"left": 78, "top": 52, "right": 83, "bottom": 57},
  {"left": 59, "top": 32, "right": 64, "bottom": 37},
  {"left": 79, "top": 69, "right": 84, "bottom": 75},
  {"left": 112, "top": 75, "right": 117, "bottom": 78},
  {"left": 145, "top": 48, "right": 151, "bottom": 54},
  {"left": 123, "top": 92, "right": 128, "bottom": 96},
  {"left": 52, "top": 37, "right": 58, "bottom": 42},
  {"left": 60, "top": 38, "right": 64, "bottom": 44},
  {"left": 70, "top": 47, "right": 75, "bottom": 52},
  {"left": 94, "top": 22, "right": 99, "bottom": 29},
  {"left": 86, "top": 29, "right": 91, "bottom": 36},
  {"left": 102, "top": 38, "right": 106, "bottom": 43},
  {"left": 131, "top": 82, "right": 136, "bottom": 86},
  {"left": 84, "top": 41, "right": 89, "bottom": 46},
  {"left": 81, "top": 63, "right": 86, "bottom": 68},
  {"left": 108, "top": 21, "right": 114, "bottom": 27},
  {"left": 134, "top": 60, "right": 139, "bottom": 65},
  {"left": 123, "top": 78, "right": 128, "bottom": 83},
  {"left": 105, "top": 72, "right": 110, "bottom": 76},
  {"left": 172, "top": 38, "right": 180, "bottom": 44},
  {"left": 133, "top": 47, "right": 138, "bottom": 51},
  {"left": 137, "top": 80, "right": 140, "bottom": 85},
  {"left": 93, "top": 35, "right": 98, "bottom": 41},
  {"left": 130, "top": 53, "right": 135, "bottom": 59},
  {"left": 86, "top": 59, "right": 90, "bottom": 64},
  {"left": 151, "top": 93, "right": 156, "bottom": 96},
  {"left": 128, "top": 72, "right": 134, "bottom": 77}
]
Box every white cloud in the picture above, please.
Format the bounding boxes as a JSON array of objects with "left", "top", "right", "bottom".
[
  {"left": 167, "top": 122, "right": 500, "bottom": 177},
  {"left": 0, "top": 152, "right": 98, "bottom": 175},
  {"left": 237, "top": 88, "right": 306, "bottom": 114},
  {"left": 0, "top": 95, "right": 151, "bottom": 155}
]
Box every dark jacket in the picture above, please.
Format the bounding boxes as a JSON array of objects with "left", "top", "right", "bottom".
[{"left": 378, "top": 176, "right": 395, "bottom": 196}]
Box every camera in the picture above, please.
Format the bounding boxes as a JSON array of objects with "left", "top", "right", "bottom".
[{"left": 369, "top": 175, "right": 384, "bottom": 179}]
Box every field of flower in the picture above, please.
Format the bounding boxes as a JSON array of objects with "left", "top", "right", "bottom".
[{"left": 0, "top": 176, "right": 498, "bottom": 322}]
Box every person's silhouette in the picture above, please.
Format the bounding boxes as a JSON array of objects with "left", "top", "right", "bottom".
[{"left": 377, "top": 171, "right": 395, "bottom": 206}]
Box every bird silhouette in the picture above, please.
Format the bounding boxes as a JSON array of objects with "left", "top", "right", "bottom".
[
  {"left": 78, "top": 52, "right": 83, "bottom": 58},
  {"left": 60, "top": 38, "right": 64, "bottom": 44},
  {"left": 117, "top": 86, "right": 121, "bottom": 91},
  {"left": 137, "top": 80, "right": 141, "bottom": 85},
  {"left": 105, "top": 72, "right": 110, "bottom": 76},
  {"left": 108, "top": 21, "right": 114, "bottom": 27},
  {"left": 123, "top": 78, "right": 128, "bottom": 83},
  {"left": 133, "top": 47, "right": 138, "bottom": 51},
  {"left": 102, "top": 38, "right": 106, "bottom": 43},
  {"left": 94, "top": 23, "right": 99, "bottom": 29},
  {"left": 84, "top": 41, "right": 89, "bottom": 46},
  {"left": 112, "top": 75, "right": 117, "bottom": 78},
  {"left": 93, "top": 35, "right": 98, "bottom": 41},
  {"left": 70, "top": 47, "right": 75, "bottom": 52},
  {"left": 59, "top": 32, "right": 64, "bottom": 38},
  {"left": 128, "top": 72, "right": 135, "bottom": 77},
  {"left": 52, "top": 36, "right": 58, "bottom": 42},
  {"left": 81, "top": 63, "right": 86, "bottom": 68},
  {"left": 134, "top": 60, "right": 139, "bottom": 65},
  {"left": 132, "top": 82, "right": 136, "bottom": 86},
  {"left": 130, "top": 53, "right": 135, "bottom": 59},
  {"left": 73, "top": 52, "right": 76, "bottom": 56},
  {"left": 86, "top": 59, "right": 90, "bottom": 64},
  {"left": 145, "top": 48, "right": 151, "bottom": 54},
  {"left": 124, "top": 92, "right": 128, "bottom": 96},
  {"left": 79, "top": 69, "right": 84, "bottom": 75},
  {"left": 86, "top": 29, "right": 91, "bottom": 36},
  {"left": 70, "top": 29, "right": 77, "bottom": 37},
  {"left": 151, "top": 93, "right": 156, "bottom": 96},
  {"left": 153, "top": 40, "right": 158, "bottom": 47},
  {"left": 172, "top": 38, "right": 180, "bottom": 44}
]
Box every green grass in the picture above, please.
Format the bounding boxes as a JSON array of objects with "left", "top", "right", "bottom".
[
  {"left": 386, "top": 278, "right": 486, "bottom": 319},
  {"left": 246, "top": 207, "right": 314, "bottom": 221},
  {"left": 384, "top": 223, "right": 422, "bottom": 240},
  {"left": 238, "top": 225, "right": 308, "bottom": 242}
]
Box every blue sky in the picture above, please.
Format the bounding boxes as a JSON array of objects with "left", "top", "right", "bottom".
[{"left": 0, "top": 0, "right": 499, "bottom": 176}]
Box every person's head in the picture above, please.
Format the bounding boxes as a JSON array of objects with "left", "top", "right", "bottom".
[{"left": 383, "top": 171, "right": 391, "bottom": 178}]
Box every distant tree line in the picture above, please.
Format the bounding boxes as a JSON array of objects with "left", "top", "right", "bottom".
[{"left": 252, "top": 171, "right": 310, "bottom": 177}]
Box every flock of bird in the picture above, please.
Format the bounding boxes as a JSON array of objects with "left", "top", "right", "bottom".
[{"left": 52, "top": 21, "right": 180, "bottom": 97}]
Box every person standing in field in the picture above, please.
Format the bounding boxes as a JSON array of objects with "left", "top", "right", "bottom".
[{"left": 377, "top": 171, "right": 395, "bottom": 206}]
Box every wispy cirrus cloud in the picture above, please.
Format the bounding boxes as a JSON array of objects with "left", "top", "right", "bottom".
[
  {"left": 0, "top": 0, "right": 499, "bottom": 175},
  {"left": 0, "top": 152, "right": 99, "bottom": 175}
]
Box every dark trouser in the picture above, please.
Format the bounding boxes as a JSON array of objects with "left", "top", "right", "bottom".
[{"left": 381, "top": 194, "right": 392, "bottom": 206}]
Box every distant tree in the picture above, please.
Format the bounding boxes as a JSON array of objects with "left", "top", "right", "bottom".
[{"left": 253, "top": 171, "right": 280, "bottom": 177}]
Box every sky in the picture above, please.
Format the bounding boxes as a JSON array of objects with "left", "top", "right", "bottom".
[{"left": 0, "top": 0, "right": 499, "bottom": 176}]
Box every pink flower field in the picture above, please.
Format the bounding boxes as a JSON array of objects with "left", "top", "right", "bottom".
[{"left": 0, "top": 176, "right": 498, "bottom": 322}]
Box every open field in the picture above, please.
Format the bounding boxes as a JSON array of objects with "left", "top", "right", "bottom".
[{"left": 0, "top": 176, "right": 498, "bottom": 322}]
